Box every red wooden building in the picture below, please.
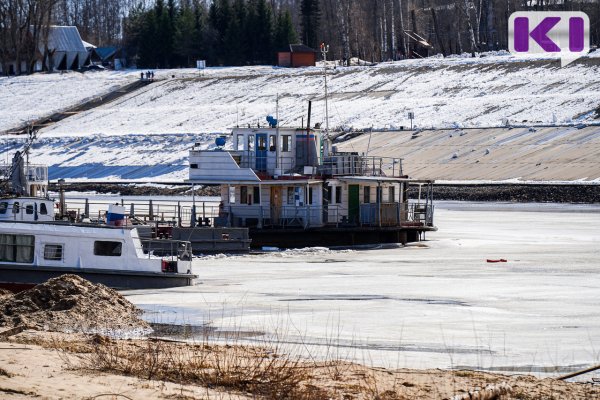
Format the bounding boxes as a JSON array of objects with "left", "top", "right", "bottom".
[{"left": 277, "top": 44, "right": 317, "bottom": 68}]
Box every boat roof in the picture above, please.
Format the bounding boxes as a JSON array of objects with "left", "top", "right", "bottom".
[
  {"left": 185, "top": 179, "right": 323, "bottom": 185},
  {"left": 337, "top": 176, "right": 435, "bottom": 184}
]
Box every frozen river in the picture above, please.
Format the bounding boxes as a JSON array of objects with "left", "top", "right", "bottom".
[{"left": 125, "top": 201, "right": 600, "bottom": 376}]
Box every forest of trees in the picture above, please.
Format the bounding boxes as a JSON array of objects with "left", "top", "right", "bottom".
[
  {"left": 2, "top": 0, "right": 600, "bottom": 73},
  {"left": 123, "top": 0, "right": 298, "bottom": 68}
]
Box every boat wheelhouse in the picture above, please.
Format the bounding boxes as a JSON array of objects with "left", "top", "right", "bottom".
[{"left": 187, "top": 124, "right": 435, "bottom": 248}]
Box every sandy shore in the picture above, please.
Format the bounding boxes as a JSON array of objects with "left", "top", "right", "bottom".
[{"left": 1, "top": 330, "right": 598, "bottom": 400}]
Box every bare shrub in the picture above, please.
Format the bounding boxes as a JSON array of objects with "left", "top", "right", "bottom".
[{"left": 77, "top": 335, "right": 328, "bottom": 400}]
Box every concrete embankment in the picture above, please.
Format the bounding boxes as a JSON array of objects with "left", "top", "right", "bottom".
[{"left": 337, "top": 125, "right": 600, "bottom": 183}]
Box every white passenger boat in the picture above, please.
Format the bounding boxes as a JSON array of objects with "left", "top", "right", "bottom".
[{"left": 0, "top": 152, "right": 196, "bottom": 291}]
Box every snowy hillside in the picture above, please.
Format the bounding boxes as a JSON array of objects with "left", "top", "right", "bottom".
[
  {"left": 1, "top": 133, "right": 218, "bottom": 182},
  {"left": 0, "top": 71, "right": 136, "bottom": 133},
  {"left": 2, "top": 52, "right": 600, "bottom": 183},
  {"left": 33, "top": 54, "right": 600, "bottom": 137}
]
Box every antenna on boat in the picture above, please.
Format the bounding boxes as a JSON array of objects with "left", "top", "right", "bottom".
[{"left": 320, "top": 43, "right": 331, "bottom": 157}]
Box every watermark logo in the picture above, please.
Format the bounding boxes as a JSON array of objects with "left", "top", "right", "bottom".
[{"left": 509, "top": 12, "right": 589, "bottom": 66}]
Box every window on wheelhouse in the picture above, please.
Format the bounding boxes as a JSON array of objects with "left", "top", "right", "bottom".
[
  {"left": 12, "top": 202, "right": 19, "bottom": 214},
  {"left": 26, "top": 204, "right": 34, "bottom": 215},
  {"left": 0, "top": 234, "right": 35, "bottom": 263},
  {"left": 40, "top": 203, "right": 48, "bottom": 215},
  {"left": 241, "top": 186, "right": 248, "bottom": 205},
  {"left": 269, "top": 135, "right": 276, "bottom": 151},
  {"left": 0, "top": 202, "right": 7, "bottom": 214},
  {"left": 389, "top": 186, "right": 396, "bottom": 203},
  {"left": 94, "top": 241, "right": 122, "bottom": 257},
  {"left": 253, "top": 186, "right": 260, "bottom": 204},
  {"left": 44, "top": 244, "right": 63, "bottom": 261},
  {"left": 363, "top": 187, "right": 371, "bottom": 204},
  {"left": 282, "top": 135, "right": 291, "bottom": 152}
]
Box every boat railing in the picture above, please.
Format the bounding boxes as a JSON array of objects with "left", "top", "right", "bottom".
[
  {"left": 319, "top": 154, "right": 403, "bottom": 177},
  {"left": 402, "top": 203, "right": 434, "bottom": 227},
  {"left": 140, "top": 238, "right": 193, "bottom": 261},
  {"left": 230, "top": 150, "right": 299, "bottom": 175},
  {"left": 63, "top": 198, "right": 221, "bottom": 228},
  {"left": 0, "top": 164, "right": 47, "bottom": 182},
  {"left": 223, "top": 201, "right": 434, "bottom": 229}
]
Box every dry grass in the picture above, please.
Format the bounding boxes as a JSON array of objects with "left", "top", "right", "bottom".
[
  {"left": 76, "top": 335, "right": 327, "bottom": 400},
  {"left": 16, "top": 331, "right": 600, "bottom": 400}
]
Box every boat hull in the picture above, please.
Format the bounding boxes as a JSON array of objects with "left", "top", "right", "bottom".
[
  {"left": 0, "top": 264, "right": 197, "bottom": 291},
  {"left": 249, "top": 226, "right": 437, "bottom": 249}
]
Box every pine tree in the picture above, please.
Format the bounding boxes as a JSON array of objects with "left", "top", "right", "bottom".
[
  {"left": 274, "top": 9, "right": 297, "bottom": 51},
  {"left": 224, "top": 0, "right": 246, "bottom": 65},
  {"left": 254, "top": 0, "right": 274, "bottom": 64},
  {"left": 300, "top": 0, "right": 320, "bottom": 49},
  {"left": 137, "top": 9, "right": 158, "bottom": 68},
  {"left": 175, "top": 5, "right": 199, "bottom": 66},
  {"left": 208, "top": 0, "right": 231, "bottom": 65}
]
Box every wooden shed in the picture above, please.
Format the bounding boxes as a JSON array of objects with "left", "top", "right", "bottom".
[{"left": 277, "top": 44, "right": 317, "bottom": 68}]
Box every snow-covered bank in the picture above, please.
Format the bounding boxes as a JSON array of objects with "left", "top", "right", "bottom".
[
  {"left": 2, "top": 54, "right": 600, "bottom": 183},
  {"left": 0, "top": 71, "right": 137, "bottom": 133},
  {"left": 1, "top": 54, "right": 599, "bottom": 138}
]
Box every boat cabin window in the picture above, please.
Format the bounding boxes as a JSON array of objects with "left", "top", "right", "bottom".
[
  {"left": 257, "top": 135, "right": 267, "bottom": 151},
  {"left": 248, "top": 135, "right": 255, "bottom": 151},
  {"left": 94, "top": 241, "right": 122, "bottom": 257},
  {"left": 269, "top": 135, "right": 276, "bottom": 151},
  {"left": 25, "top": 204, "right": 34, "bottom": 215},
  {"left": 44, "top": 244, "right": 63, "bottom": 261},
  {"left": 241, "top": 186, "right": 249, "bottom": 205},
  {"left": 364, "top": 187, "right": 371, "bottom": 204},
  {"left": 287, "top": 187, "right": 294, "bottom": 205},
  {"left": 0, "top": 202, "right": 7, "bottom": 214},
  {"left": 282, "top": 135, "right": 291, "bottom": 152},
  {"left": 0, "top": 234, "right": 35, "bottom": 263},
  {"left": 12, "top": 202, "right": 19, "bottom": 214},
  {"left": 253, "top": 186, "right": 260, "bottom": 204},
  {"left": 389, "top": 186, "right": 396, "bottom": 203},
  {"left": 335, "top": 187, "right": 341, "bottom": 204},
  {"left": 308, "top": 188, "right": 313, "bottom": 205},
  {"left": 39, "top": 203, "right": 48, "bottom": 215}
]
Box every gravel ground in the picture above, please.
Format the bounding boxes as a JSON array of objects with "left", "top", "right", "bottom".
[{"left": 409, "top": 184, "right": 600, "bottom": 203}]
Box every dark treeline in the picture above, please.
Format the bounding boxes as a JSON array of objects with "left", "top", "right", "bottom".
[
  {"left": 3, "top": 0, "right": 600, "bottom": 73},
  {"left": 123, "top": 0, "right": 297, "bottom": 68}
]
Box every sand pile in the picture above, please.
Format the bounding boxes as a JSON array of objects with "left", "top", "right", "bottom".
[{"left": 0, "top": 275, "right": 149, "bottom": 333}]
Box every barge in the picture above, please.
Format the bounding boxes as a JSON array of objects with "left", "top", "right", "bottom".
[{"left": 187, "top": 120, "right": 436, "bottom": 248}]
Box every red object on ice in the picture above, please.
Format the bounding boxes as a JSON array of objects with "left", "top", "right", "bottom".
[{"left": 487, "top": 259, "right": 508, "bottom": 263}]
